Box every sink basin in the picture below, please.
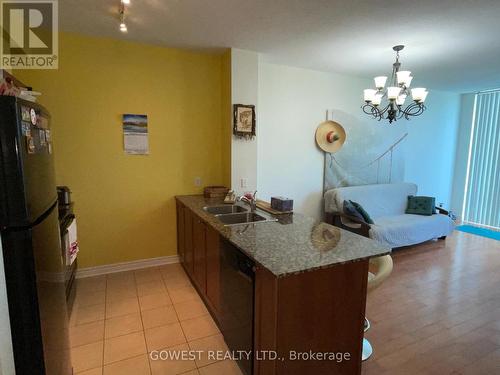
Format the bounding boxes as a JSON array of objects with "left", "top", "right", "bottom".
[
  {"left": 216, "top": 212, "right": 274, "bottom": 226},
  {"left": 203, "top": 205, "right": 248, "bottom": 215}
]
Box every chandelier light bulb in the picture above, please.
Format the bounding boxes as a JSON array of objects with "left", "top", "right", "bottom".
[
  {"left": 374, "top": 76, "right": 388, "bottom": 89},
  {"left": 120, "top": 22, "right": 127, "bottom": 32},
  {"left": 122, "top": 0, "right": 131, "bottom": 4},
  {"left": 396, "top": 94, "right": 407, "bottom": 106},
  {"left": 364, "top": 89, "right": 377, "bottom": 102},
  {"left": 387, "top": 87, "right": 401, "bottom": 100},
  {"left": 411, "top": 88, "right": 427, "bottom": 102},
  {"left": 372, "top": 95, "right": 382, "bottom": 106},
  {"left": 420, "top": 91, "right": 429, "bottom": 103},
  {"left": 396, "top": 71, "right": 411, "bottom": 86}
]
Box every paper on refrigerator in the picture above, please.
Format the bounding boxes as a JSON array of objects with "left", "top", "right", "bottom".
[{"left": 64, "top": 218, "right": 79, "bottom": 265}]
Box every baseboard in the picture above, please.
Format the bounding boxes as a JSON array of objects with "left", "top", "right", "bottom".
[{"left": 76, "top": 255, "right": 180, "bottom": 279}]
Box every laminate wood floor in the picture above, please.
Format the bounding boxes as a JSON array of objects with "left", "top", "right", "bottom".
[{"left": 362, "top": 230, "right": 500, "bottom": 375}]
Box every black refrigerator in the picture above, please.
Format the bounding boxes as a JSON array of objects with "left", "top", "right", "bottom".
[{"left": 0, "top": 96, "right": 72, "bottom": 375}]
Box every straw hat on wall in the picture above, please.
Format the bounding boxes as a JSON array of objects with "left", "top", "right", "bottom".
[{"left": 315, "top": 120, "right": 346, "bottom": 153}]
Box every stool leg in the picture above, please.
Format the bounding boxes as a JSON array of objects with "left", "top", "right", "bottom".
[{"left": 362, "top": 338, "right": 373, "bottom": 361}]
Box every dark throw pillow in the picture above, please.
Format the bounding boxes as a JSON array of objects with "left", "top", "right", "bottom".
[
  {"left": 406, "top": 196, "right": 436, "bottom": 216},
  {"left": 343, "top": 200, "right": 366, "bottom": 223},
  {"left": 349, "top": 200, "right": 375, "bottom": 224}
]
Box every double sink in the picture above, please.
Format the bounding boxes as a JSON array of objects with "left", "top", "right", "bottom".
[{"left": 203, "top": 204, "right": 277, "bottom": 226}]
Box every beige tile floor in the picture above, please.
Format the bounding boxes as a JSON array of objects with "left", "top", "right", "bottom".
[{"left": 70, "top": 263, "right": 243, "bottom": 375}]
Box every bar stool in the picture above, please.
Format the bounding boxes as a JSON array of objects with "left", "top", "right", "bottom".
[{"left": 363, "top": 254, "right": 393, "bottom": 361}]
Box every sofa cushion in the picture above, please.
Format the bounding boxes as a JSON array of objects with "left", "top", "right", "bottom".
[
  {"left": 350, "top": 200, "right": 374, "bottom": 224},
  {"left": 406, "top": 196, "right": 436, "bottom": 216},
  {"left": 343, "top": 200, "right": 366, "bottom": 222},
  {"left": 324, "top": 183, "right": 418, "bottom": 219},
  {"left": 369, "top": 214, "right": 455, "bottom": 248}
]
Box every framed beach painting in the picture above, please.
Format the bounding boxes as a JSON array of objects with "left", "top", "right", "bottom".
[{"left": 123, "top": 114, "right": 149, "bottom": 154}]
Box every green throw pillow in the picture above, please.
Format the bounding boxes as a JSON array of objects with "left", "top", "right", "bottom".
[
  {"left": 406, "top": 196, "right": 436, "bottom": 216},
  {"left": 349, "top": 200, "right": 374, "bottom": 224}
]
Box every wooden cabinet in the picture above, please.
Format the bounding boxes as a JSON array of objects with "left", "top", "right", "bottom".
[
  {"left": 176, "top": 198, "right": 368, "bottom": 375},
  {"left": 183, "top": 207, "right": 194, "bottom": 277},
  {"left": 205, "top": 224, "right": 220, "bottom": 313},
  {"left": 176, "top": 200, "right": 220, "bottom": 316},
  {"left": 193, "top": 215, "right": 207, "bottom": 293},
  {"left": 176, "top": 202, "right": 185, "bottom": 263},
  {"left": 254, "top": 261, "right": 368, "bottom": 375}
]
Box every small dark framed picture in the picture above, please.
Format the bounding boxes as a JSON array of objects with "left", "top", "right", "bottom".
[{"left": 233, "top": 104, "right": 256, "bottom": 139}]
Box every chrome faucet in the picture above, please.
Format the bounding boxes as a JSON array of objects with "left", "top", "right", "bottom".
[{"left": 237, "top": 191, "right": 257, "bottom": 212}]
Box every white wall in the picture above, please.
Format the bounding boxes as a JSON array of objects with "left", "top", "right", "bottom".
[
  {"left": 256, "top": 61, "right": 461, "bottom": 219},
  {"left": 402, "top": 90, "right": 461, "bottom": 209},
  {"left": 257, "top": 62, "right": 404, "bottom": 219},
  {"left": 231, "top": 49, "right": 259, "bottom": 193},
  {"left": 450, "top": 93, "right": 476, "bottom": 217}
]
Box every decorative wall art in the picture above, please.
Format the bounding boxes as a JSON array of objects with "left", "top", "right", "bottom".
[
  {"left": 317, "top": 110, "right": 407, "bottom": 191},
  {"left": 123, "top": 114, "right": 149, "bottom": 155},
  {"left": 233, "top": 104, "right": 256, "bottom": 139},
  {"left": 323, "top": 133, "right": 408, "bottom": 191}
]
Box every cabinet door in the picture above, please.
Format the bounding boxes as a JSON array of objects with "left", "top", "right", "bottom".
[
  {"left": 193, "top": 215, "right": 207, "bottom": 293},
  {"left": 176, "top": 201, "right": 185, "bottom": 263},
  {"left": 206, "top": 225, "right": 220, "bottom": 312},
  {"left": 183, "top": 208, "right": 194, "bottom": 277}
]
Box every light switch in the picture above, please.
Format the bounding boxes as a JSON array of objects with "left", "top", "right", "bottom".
[{"left": 194, "top": 177, "right": 202, "bottom": 187}]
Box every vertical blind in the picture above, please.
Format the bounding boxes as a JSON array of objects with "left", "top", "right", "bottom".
[{"left": 463, "top": 91, "right": 500, "bottom": 229}]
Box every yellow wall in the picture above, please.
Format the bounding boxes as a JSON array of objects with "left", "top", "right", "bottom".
[{"left": 16, "top": 33, "right": 230, "bottom": 268}]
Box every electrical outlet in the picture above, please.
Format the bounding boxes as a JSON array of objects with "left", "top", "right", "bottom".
[
  {"left": 240, "top": 178, "right": 248, "bottom": 188},
  {"left": 194, "top": 177, "right": 202, "bottom": 187}
]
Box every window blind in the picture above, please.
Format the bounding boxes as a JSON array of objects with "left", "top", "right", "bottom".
[{"left": 463, "top": 91, "right": 500, "bottom": 230}]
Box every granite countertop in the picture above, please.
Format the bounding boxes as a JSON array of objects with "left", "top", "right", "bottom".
[{"left": 176, "top": 195, "right": 391, "bottom": 278}]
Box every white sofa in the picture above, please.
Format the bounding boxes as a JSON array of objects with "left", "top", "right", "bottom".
[{"left": 324, "top": 183, "right": 455, "bottom": 248}]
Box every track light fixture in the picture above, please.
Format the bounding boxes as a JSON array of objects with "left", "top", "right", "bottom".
[{"left": 118, "top": 1, "right": 129, "bottom": 33}]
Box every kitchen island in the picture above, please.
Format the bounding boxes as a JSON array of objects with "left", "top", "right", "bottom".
[{"left": 175, "top": 195, "right": 390, "bottom": 375}]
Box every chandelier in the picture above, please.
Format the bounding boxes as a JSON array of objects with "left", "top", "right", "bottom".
[{"left": 362, "top": 45, "right": 428, "bottom": 124}]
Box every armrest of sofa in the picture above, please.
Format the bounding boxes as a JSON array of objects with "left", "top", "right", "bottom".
[
  {"left": 436, "top": 207, "right": 449, "bottom": 216},
  {"left": 325, "top": 212, "right": 371, "bottom": 238}
]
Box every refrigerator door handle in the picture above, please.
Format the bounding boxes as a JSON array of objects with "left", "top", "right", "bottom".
[{"left": 3, "top": 200, "right": 58, "bottom": 232}]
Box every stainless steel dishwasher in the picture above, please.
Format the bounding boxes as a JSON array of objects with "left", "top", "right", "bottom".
[{"left": 219, "top": 238, "right": 255, "bottom": 375}]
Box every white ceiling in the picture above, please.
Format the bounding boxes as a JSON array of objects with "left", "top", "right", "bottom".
[{"left": 60, "top": 0, "right": 500, "bottom": 93}]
